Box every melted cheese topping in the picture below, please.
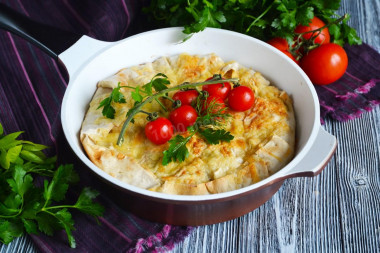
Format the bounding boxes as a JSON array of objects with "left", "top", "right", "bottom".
[{"left": 80, "top": 53, "right": 295, "bottom": 195}]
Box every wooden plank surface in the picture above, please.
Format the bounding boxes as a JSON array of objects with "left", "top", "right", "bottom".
[
  {"left": 1, "top": 0, "right": 379, "bottom": 252},
  {"left": 172, "top": 1, "right": 380, "bottom": 252}
]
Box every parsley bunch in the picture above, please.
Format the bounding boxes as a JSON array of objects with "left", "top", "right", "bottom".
[
  {"left": 144, "top": 0, "right": 361, "bottom": 45},
  {"left": 0, "top": 123, "right": 104, "bottom": 248}
]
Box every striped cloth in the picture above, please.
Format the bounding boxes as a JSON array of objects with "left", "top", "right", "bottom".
[
  {"left": 315, "top": 43, "right": 380, "bottom": 123},
  {"left": 0, "top": 1, "right": 379, "bottom": 252},
  {"left": 0, "top": 1, "right": 193, "bottom": 252}
]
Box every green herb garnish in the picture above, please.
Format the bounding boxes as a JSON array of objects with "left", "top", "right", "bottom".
[
  {"left": 98, "top": 74, "right": 238, "bottom": 165},
  {"left": 0, "top": 123, "right": 104, "bottom": 248},
  {"left": 98, "top": 74, "right": 238, "bottom": 146},
  {"left": 198, "top": 128, "right": 234, "bottom": 145},
  {"left": 162, "top": 93, "right": 234, "bottom": 165},
  {"left": 162, "top": 134, "right": 192, "bottom": 165},
  {"left": 97, "top": 82, "right": 126, "bottom": 119}
]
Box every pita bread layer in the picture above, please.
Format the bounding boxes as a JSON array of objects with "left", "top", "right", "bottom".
[{"left": 80, "top": 53, "right": 296, "bottom": 195}]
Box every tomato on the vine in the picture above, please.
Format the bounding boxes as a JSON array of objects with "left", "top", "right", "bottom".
[
  {"left": 267, "top": 37, "right": 289, "bottom": 51},
  {"left": 172, "top": 89, "right": 199, "bottom": 106},
  {"left": 294, "top": 16, "right": 330, "bottom": 45},
  {"left": 169, "top": 105, "right": 198, "bottom": 132},
  {"left": 300, "top": 43, "right": 348, "bottom": 85},
  {"left": 228, "top": 86, "right": 255, "bottom": 112},
  {"left": 203, "top": 77, "right": 231, "bottom": 100},
  {"left": 145, "top": 117, "right": 174, "bottom": 145}
]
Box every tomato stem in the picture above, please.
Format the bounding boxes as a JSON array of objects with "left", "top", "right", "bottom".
[
  {"left": 154, "top": 97, "right": 168, "bottom": 112},
  {"left": 163, "top": 95, "right": 175, "bottom": 103},
  {"left": 163, "top": 95, "right": 183, "bottom": 108},
  {"left": 140, "top": 110, "right": 159, "bottom": 121},
  {"left": 291, "top": 14, "right": 348, "bottom": 59},
  {"left": 295, "top": 14, "right": 348, "bottom": 37},
  {"left": 200, "top": 90, "right": 209, "bottom": 98}
]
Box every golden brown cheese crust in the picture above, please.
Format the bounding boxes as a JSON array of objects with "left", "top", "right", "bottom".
[{"left": 80, "top": 53, "right": 295, "bottom": 195}]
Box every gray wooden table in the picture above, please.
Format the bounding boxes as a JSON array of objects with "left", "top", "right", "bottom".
[{"left": 1, "top": 0, "right": 379, "bottom": 252}]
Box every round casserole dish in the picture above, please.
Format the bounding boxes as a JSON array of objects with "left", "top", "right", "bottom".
[
  {"left": 59, "top": 28, "right": 337, "bottom": 225},
  {"left": 0, "top": 4, "right": 336, "bottom": 225}
]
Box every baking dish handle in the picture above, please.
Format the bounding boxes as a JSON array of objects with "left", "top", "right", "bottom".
[
  {"left": 58, "top": 36, "right": 112, "bottom": 79},
  {"left": 281, "top": 126, "right": 337, "bottom": 178}
]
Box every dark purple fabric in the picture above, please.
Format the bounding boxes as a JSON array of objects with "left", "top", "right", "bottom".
[
  {"left": 0, "top": 0, "right": 379, "bottom": 252},
  {"left": 316, "top": 43, "right": 380, "bottom": 123},
  {"left": 0, "top": 1, "right": 193, "bottom": 252}
]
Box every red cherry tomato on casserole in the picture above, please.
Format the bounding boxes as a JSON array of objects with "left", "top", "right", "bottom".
[
  {"left": 201, "top": 96, "right": 226, "bottom": 115},
  {"left": 203, "top": 77, "right": 232, "bottom": 100},
  {"left": 228, "top": 86, "right": 255, "bottom": 112},
  {"left": 300, "top": 43, "right": 348, "bottom": 85},
  {"left": 169, "top": 105, "right": 198, "bottom": 132},
  {"left": 294, "top": 16, "right": 330, "bottom": 45},
  {"left": 267, "top": 37, "right": 289, "bottom": 51},
  {"left": 172, "top": 89, "right": 199, "bottom": 106},
  {"left": 145, "top": 117, "right": 174, "bottom": 145}
]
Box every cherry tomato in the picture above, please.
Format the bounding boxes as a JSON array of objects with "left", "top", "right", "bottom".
[
  {"left": 202, "top": 77, "right": 232, "bottom": 100},
  {"left": 169, "top": 105, "right": 198, "bottom": 132},
  {"left": 267, "top": 37, "right": 289, "bottom": 51},
  {"left": 201, "top": 96, "right": 226, "bottom": 115},
  {"left": 145, "top": 117, "right": 174, "bottom": 145},
  {"left": 300, "top": 43, "right": 348, "bottom": 85},
  {"left": 228, "top": 86, "right": 255, "bottom": 111},
  {"left": 172, "top": 89, "right": 199, "bottom": 106},
  {"left": 294, "top": 16, "right": 330, "bottom": 45}
]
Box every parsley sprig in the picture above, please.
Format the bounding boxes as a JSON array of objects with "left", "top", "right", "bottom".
[
  {"left": 0, "top": 124, "right": 104, "bottom": 248},
  {"left": 97, "top": 82, "right": 127, "bottom": 119},
  {"left": 162, "top": 127, "right": 234, "bottom": 165},
  {"left": 162, "top": 134, "right": 192, "bottom": 165}
]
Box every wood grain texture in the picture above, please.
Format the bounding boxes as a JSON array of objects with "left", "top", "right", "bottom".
[
  {"left": 1, "top": 0, "right": 379, "bottom": 252},
  {"left": 173, "top": 1, "right": 380, "bottom": 252}
]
